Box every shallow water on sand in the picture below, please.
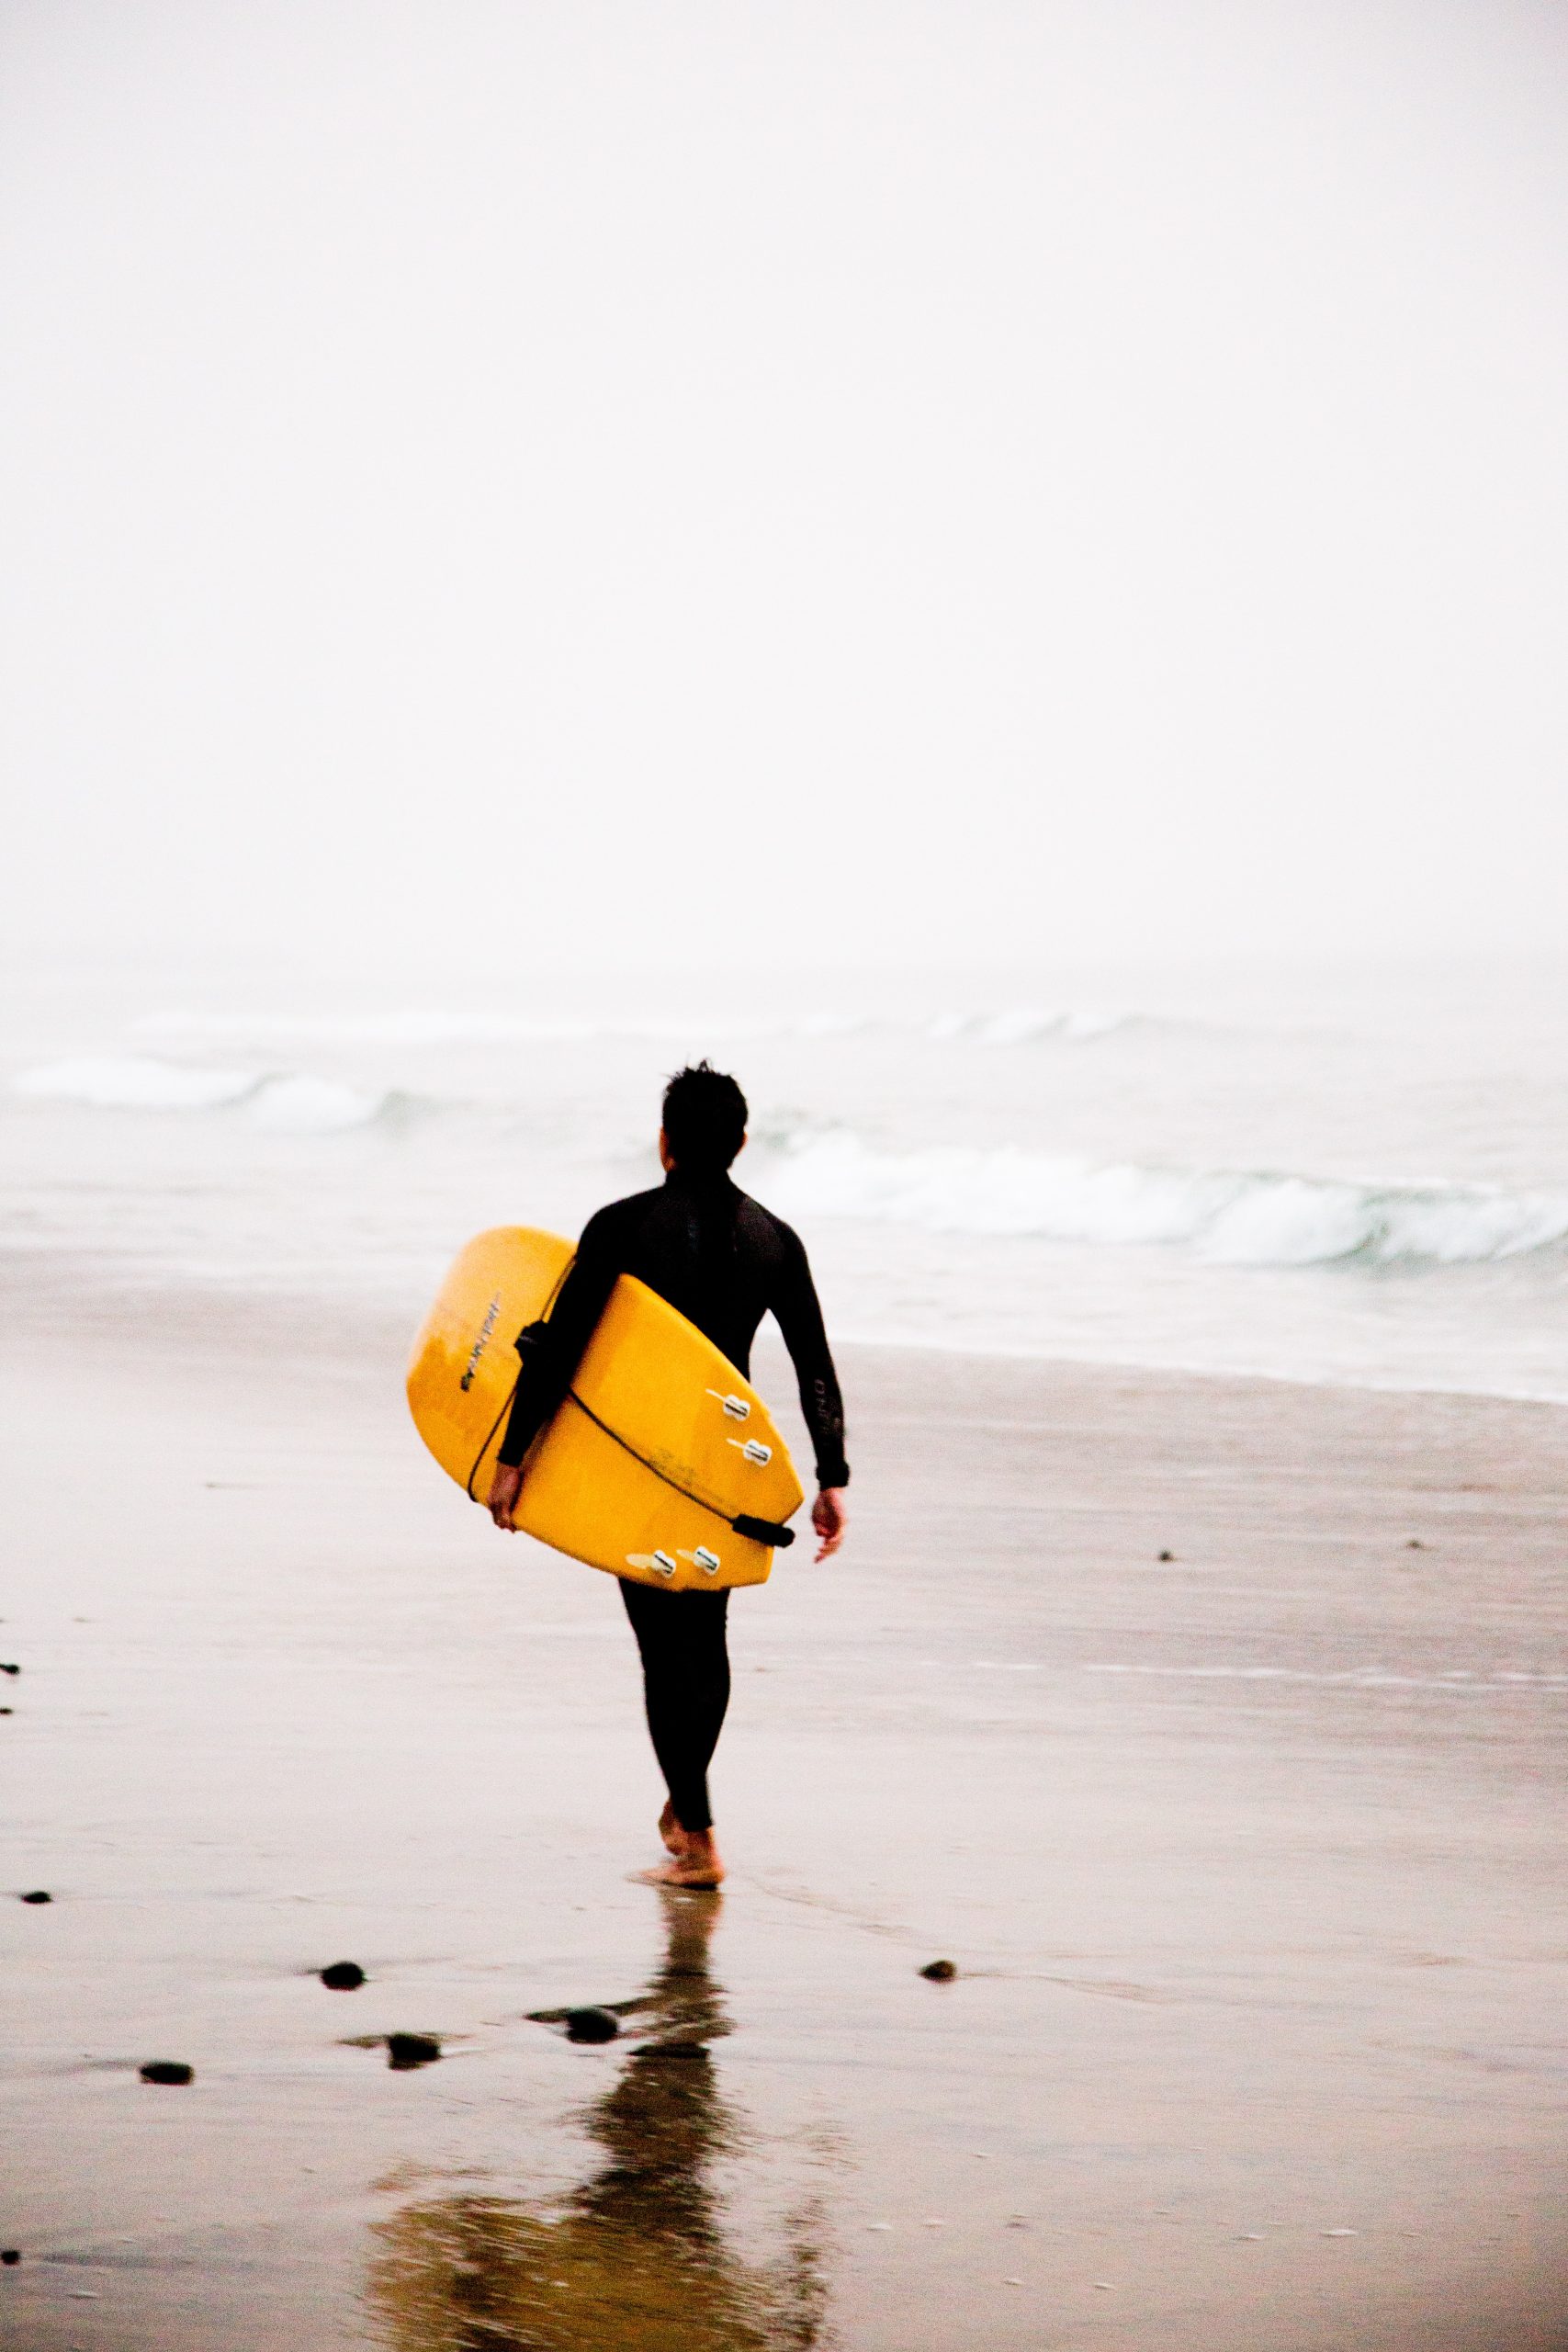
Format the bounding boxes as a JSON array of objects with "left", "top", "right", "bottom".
[{"left": 5, "top": 1308, "right": 1566, "bottom": 2350}]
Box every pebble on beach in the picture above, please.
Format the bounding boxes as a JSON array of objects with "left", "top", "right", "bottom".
[
  {"left": 1156, "top": 1550, "right": 1175, "bottom": 1562},
  {"left": 919, "top": 1959, "right": 958, "bottom": 1981},
  {"left": 565, "top": 2007, "right": 621, "bottom": 2044},
  {"left": 2, "top": 2249, "right": 20, "bottom": 2265},
  {"left": 19, "top": 1891, "right": 51, "bottom": 1905},
  {"left": 320, "top": 1962, "right": 366, "bottom": 1990},
  {"left": 386, "top": 2032, "right": 441, "bottom": 2069},
  {"left": 0, "top": 1664, "right": 19, "bottom": 1676},
  {"left": 139, "top": 2062, "right": 194, "bottom": 2086}
]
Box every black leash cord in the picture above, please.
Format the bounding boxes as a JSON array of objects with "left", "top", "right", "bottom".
[{"left": 560, "top": 1389, "right": 795, "bottom": 1547}]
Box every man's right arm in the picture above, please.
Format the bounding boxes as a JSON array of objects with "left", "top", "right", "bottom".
[{"left": 488, "top": 1209, "right": 622, "bottom": 1527}]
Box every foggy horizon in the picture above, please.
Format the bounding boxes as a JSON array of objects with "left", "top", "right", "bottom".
[{"left": 4, "top": 0, "right": 1566, "bottom": 978}]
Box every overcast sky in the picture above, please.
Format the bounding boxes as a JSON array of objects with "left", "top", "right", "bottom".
[{"left": 2, "top": 0, "right": 1564, "bottom": 980}]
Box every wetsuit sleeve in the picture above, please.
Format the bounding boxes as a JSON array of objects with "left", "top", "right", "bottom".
[
  {"left": 770, "top": 1226, "right": 850, "bottom": 1489},
  {"left": 496, "top": 1208, "right": 624, "bottom": 1468}
]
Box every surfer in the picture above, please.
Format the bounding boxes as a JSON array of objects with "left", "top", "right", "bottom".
[{"left": 486, "top": 1063, "right": 849, "bottom": 1890}]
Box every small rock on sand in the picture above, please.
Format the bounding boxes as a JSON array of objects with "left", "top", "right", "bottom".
[
  {"left": 1156, "top": 1550, "right": 1175, "bottom": 1562},
  {"left": 139, "top": 2062, "right": 194, "bottom": 2086},
  {"left": 19, "top": 1891, "right": 51, "bottom": 1905},
  {"left": 386, "top": 2032, "right": 441, "bottom": 2069},
  {"left": 2, "top": 2249, "right": 20, "bottom": 2265},
  {"left": 919, "top": 1959, "right": 957, "bottom": 1981},
  {"left": 565, "top": 2007, "right": 620, "bottom": 2044},
  {"left": 320, "top": 1962, "right": 366, "bottom": 1990},
  {"left": 0, "top": 1664, "right": 19, "bottom": 1676}
]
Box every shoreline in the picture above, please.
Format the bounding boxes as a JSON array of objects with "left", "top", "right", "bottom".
[
  {"left": 8, "top": 1242, "right": 1568, "bottom": 1418},
  {"left": 3, "top": 1257, "right": 1565, "bottom": 2348}
]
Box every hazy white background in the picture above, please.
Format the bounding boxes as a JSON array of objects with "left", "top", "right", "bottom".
[{"left": 3, "top": 0, "right": 1565, "bottom": 980}]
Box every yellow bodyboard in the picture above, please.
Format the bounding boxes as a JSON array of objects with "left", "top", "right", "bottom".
[{"left": 406, "top": 1226, "right": 805, "bottom": 1592}]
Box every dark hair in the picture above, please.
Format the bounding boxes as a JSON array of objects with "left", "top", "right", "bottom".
[{"left": 661, "top": 1061, "right": 749, "bottom": 1173}]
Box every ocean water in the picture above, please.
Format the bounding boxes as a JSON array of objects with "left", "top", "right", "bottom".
[{"left": 3, "top": 955, "right": 1564, "bottom": 1403}]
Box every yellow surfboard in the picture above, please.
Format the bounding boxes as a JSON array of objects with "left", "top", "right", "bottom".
[{"left": 407, "top": 1227, "right": 805, "bottom": 1591}]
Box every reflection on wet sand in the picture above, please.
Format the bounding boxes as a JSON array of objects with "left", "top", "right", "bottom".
[{"left": 368, "top": 1893, "right": 831, "bottom": 2351}]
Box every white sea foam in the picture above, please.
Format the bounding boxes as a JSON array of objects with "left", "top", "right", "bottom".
[
  {"left": 10, "top": 1057, "right": 389, "bottom": 1132},
  {"left": 131, "top": 1008, "right": 838, "bottom": 1047},
  {"left": 133, "top": 1003, "right": 1133, "bottom": 1050},
  {"left": 240, "top": 1075, "right": 389, "bottom": 1133},
  {"left": 924, "top": 1007, "right": 1134, "bottom": 1045},
  {"left": 11, "top": 1056, "right": 259, "bottom": 1110},
  {"left": 761, "top": 1131, "right": 1568, "bottom": 1268}
]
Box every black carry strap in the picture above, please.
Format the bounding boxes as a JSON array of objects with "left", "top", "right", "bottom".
[
  {"left": 731, "top": 1513, "right": 797, "bottom": 1547},
  {"left": 514, "top": 1250, "right": 576, "bottom": 1360}
]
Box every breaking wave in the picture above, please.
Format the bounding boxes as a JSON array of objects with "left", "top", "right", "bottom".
[
  {"left": 10, "top": 1057, "right": 392, "bottom": 1134},
  {"left": 131, "top": 1009, "right": 871, "bottom": 1046},
  {"left": 131, "top": 1004, "right": 1144, "bottom": 1049},
  {"left": 926, "top": 1006, "right": 1134, "bottom": 1045},
  {"left": 761, "top": 1131, "right": 1568, "bottom": 1269}
]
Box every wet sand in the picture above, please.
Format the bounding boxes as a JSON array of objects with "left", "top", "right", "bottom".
[{"left": 3, "top": 1271, "right": 1566, "bottom": 2349}]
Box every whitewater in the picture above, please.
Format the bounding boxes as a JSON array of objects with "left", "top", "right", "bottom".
[{"left": 4, "top": 956, "right": 1564, "bottom": 1403}]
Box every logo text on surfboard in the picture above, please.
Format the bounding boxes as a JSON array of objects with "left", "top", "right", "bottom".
[{"left": 460, "top": 1294, "right": 503, "bottom": 1390}]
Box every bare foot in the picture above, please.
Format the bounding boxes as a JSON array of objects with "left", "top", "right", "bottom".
[
  {"left": 658, "top": 1800, "right": 686, "bottom": 1858},
  {"left": 649, "top": 1828, "right": 725, "bottom": 1890}
]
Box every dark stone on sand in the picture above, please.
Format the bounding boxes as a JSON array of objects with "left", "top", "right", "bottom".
[
  {"left": 386, "top": 2032, "right": 441, "bottom": 2070},
  {"left": 565, "top": 2007, "right": 621, "bottom": 2044},
  {"left": 19, "top": 1891, "right": 51, "bottom": 1905},
  {"left": 1156, "top": 1550, "right": 1175, "bottom": 1562},
  {"left": 2, "top": 2248, "right": 20, "bottom": 2265},
  {"left": 1407, "top": 1538, "right": 1426, "bottom": 1549},
  {"left": 321, "top": 1961, "right": 366, "bottom": 1990},
  {"left": 0, "top": 1664, "right": 19, "bottom": 1675},
  {"left": 0, "top": 1707, "right": 12, "bottom": 1714},
  {"left": 140, "top": 2061, "right": 194, "bottom": 2086},
  {"left": 919, "top": 1959, "right": 958, "bottom": 1981}
]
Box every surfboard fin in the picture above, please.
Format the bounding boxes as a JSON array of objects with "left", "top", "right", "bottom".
[{"left": 730, "top": 1514, "right": 795, "bottom": 1548}]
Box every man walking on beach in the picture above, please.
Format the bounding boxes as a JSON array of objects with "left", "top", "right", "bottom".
[{"left": 485, "top": 1063, "right": 850, "bottom": 1889}]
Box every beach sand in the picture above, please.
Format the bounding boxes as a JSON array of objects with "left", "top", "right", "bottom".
[{"left": 3, "top": 1271, "right": 1565, "bottom": 2349}]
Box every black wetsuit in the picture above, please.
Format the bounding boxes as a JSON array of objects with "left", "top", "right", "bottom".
[{"left": 498, "top": 1168, "right": 849, "bottom": 1834}]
